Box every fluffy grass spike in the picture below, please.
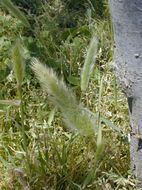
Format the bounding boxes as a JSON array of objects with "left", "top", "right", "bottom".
[
  {"left": 0, "top": 0, "right": 30, "bottom": 27},
  {"left": 31, "top": 58, "right": 97, "bottom": 135},
  {"left": 81, "top": 36, "right": 98, "bottom": 91},
  {"left": 12, "top": 40, "right": 25, "bottom": 87}
]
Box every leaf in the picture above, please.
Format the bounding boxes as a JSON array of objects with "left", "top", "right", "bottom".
[
  {"left": 82, "top": 143, "right": 104, "bottom": 188},
  {"left": 47, "top": 108, "right": 56, "bottom": 126},
  {"left": 82, "top": 169, "right": 95, "bottom": 189},
  {"left": 0, "top": 99, "right": 21, "bottom": 106},
  {"left": 81, "top": 36, "right": 98, "bottom": 91},
  {"left": 67, "top": 75, "right": 80, "bottom": 86},
  {"left": 0, "top": 0, "right": 30, "bottom": 27},
  {"left": 100, "top": 116, "right": 125, "bottom": 136},
  {"left": 97, "top": 124, "right": 102, "bottom": 147}
]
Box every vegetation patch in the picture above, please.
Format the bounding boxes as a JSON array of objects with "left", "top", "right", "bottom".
[{"left": 0, "top": 0, "right": 137, "bottom": 189}]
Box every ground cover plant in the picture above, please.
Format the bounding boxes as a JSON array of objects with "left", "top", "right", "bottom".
[{"left": 0, "top": 0, "right": 139, "bottom": 189}]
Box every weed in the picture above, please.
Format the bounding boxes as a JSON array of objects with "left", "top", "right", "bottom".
[{"left": 0, "top": 0, "right": 137, "bottom": 189}]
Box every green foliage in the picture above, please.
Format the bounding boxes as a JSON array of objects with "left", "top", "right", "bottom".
[
  {"left": 12, "top": 0, "right": 41, "bottom": 15},
  {"left": 62, "top": 0, "right": 107, "bottom": 18},
  {"left": 90, "top": 0, "right": 108, "bottom": 18},
  {"left": 0, "top": 0, "right": 30, "bottom": 27},
  {"left": 11, "top": 39, "right": 27, "bottom": 151},
  {"left": 0, "top": 0, "right": 137, "bottom": 189},
  {"left": 0, "top": 10, "right": 23, "bottom": 70}
]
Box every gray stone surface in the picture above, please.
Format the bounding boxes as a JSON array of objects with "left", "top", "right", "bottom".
[{"left": 109, "top": 0, "right": 142, "bottom": 185}]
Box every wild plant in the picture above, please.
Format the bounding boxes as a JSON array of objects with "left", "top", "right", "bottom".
[
  {"left": 11, "top": 40, "right": 27, "bottom": 151},
  {"left": 31, "top": 58, "right": 98, "bottom": 136},
  {"left": 31, "top": 58, "right": 105, "bottom": 189}
]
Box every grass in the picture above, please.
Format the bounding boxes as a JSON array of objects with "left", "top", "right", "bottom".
[
  {"left": 0, "top": 0, "right": 139, "bottom": 189},
  {"left": 0, "top": 62, "right": 134, "bottom": 189}
]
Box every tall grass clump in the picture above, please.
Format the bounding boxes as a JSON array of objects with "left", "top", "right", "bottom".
[
  {"left": 31, "top": 58, "right": 97, "bottom": 136},
  {"left": 31, "top": 58, "right": 105, "bottom": 189},
  {"left": 11, "top": 40, "right": 27, "bottom": 150}
]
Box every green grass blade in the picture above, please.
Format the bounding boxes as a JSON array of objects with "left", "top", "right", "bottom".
[
  {"left": 82, "top": 169, "right": 95, "bottom": 189},
  {"left": 0, "top": 0, "right": 30, "bottom": 27},
  {"left": 47, "top": 108, "right": 56, "bottom": 127},
  {"left": 0, "top": 99, "right": 21, "bottom": 106},
  {"left": 98, "top": 76, "right": 103, "bottom": 112},
  {"left": 82, "top": 143, "right": 104, "bottom": 188},
  {"left": 100, "top": 116, "right": 128, "bottom": 141},
  {"left": 81, "top": 36, "right": 98, "bottom": 91}
]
